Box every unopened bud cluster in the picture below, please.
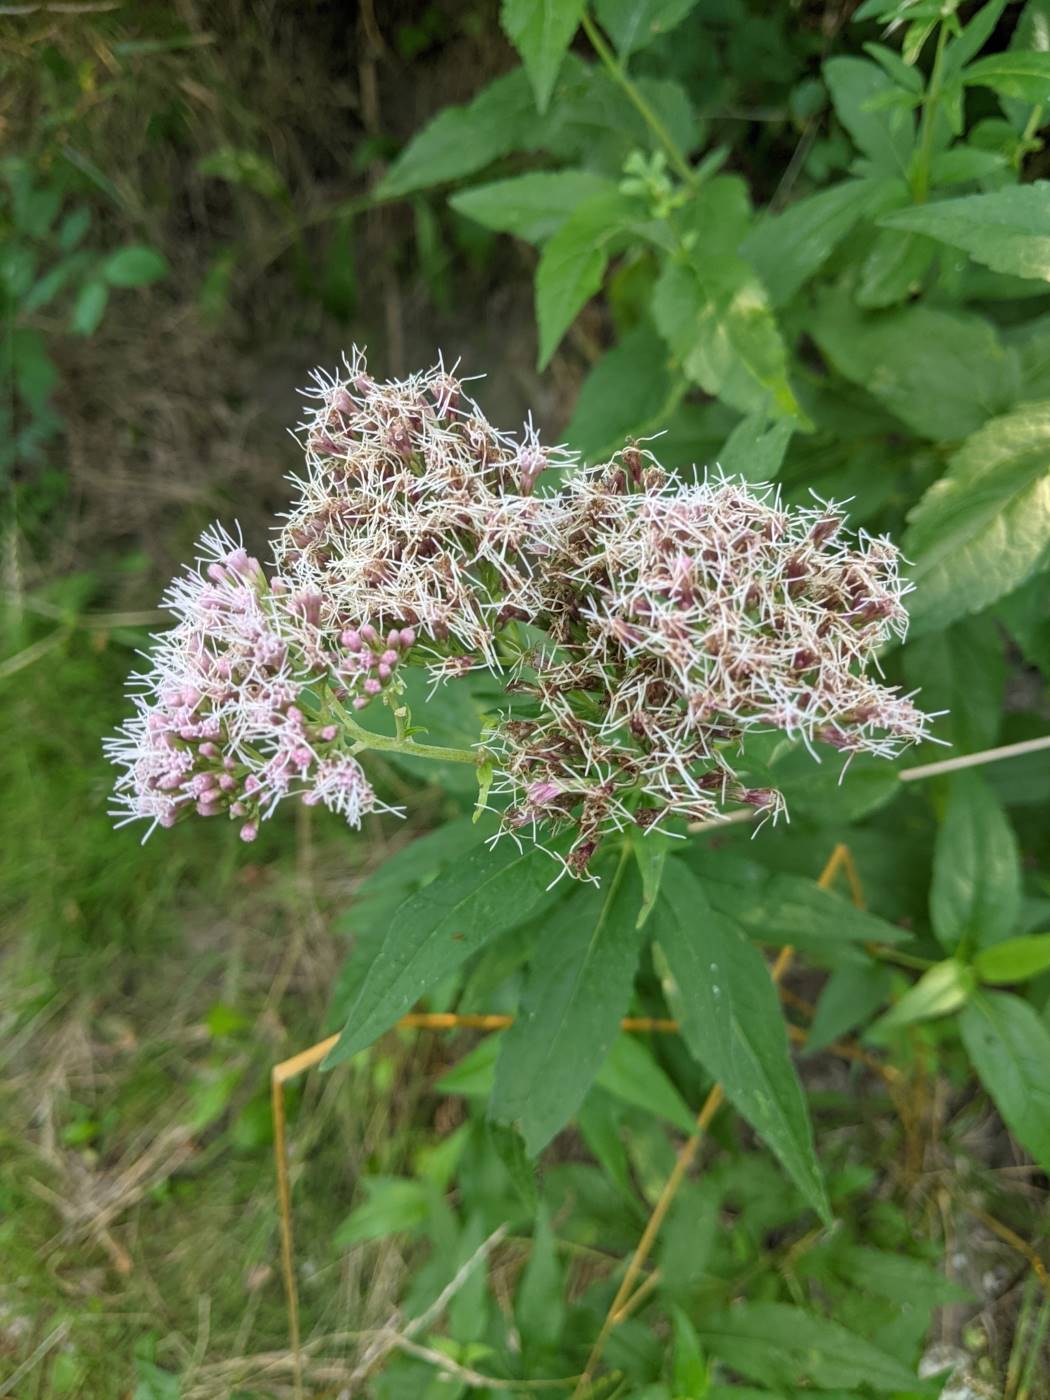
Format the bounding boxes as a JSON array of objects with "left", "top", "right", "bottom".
[{"left": 108, "top": 352, "right": 933, "bottom": 869}]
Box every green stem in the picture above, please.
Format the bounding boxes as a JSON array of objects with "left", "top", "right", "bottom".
[
  {"left": 911, "top": 20, "right": 950, "bottom": 204},
  {"left": 580, "top": 10, "right": 697, "bottom": 188},
  {"left": 336, "top": 702, "right": 480, "bottom": 767},
  {"left": 865, "top": 942, "right": 936, "bottom": 973}
]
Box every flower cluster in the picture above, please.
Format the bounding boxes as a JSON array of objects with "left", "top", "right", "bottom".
[
  {"left": 486, "top": 455, "right": 932, "bottom": 872},
  {"left": 105, "top": 525, "right": 397, "bottom": 841},
  {"left": 109, "top": 352, "right": 934, "bottom": 869}
]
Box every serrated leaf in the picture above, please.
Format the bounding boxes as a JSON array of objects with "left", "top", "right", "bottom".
[
  {"left": 490, "top": 857, "right": 646, "bottom": 1153},
  {"left": 824, "top": 57, "right": 915, "bottom": 175},
  {"left": 324, "top": 841, "right": 552, "bottom": 1066},
  {"left": 101, "top": 245, "right": 168, "bottom": 288},
  {"left": 656, "top": 861, "right": 830, "bottom": 1221},
  {"left": 535, "top": 191, "right": 636, "bottom": 368},
  {"left": 960, "top": 990, "right": 1050, "bottom": 1173},
  {"left": 881, "top": 183, "right": 1050, "bottom": 281},
  {"left": 377, "top": 70, "right": 537, "bottom": 200},
  {"left": 974, "top": 934, "right": 1050, "bottom": 984},
  {"left": 450, "top": 169, "right": 613, "bottom": 244},
  {"left": 653, "top": 177, "right": 799, "bottom": 418},
  {"left": 741, "top": 177, "right": 900, "bottom": 307},
  {"left": 930, "top": 772, "right": 1022, "bottom": 952},
  {"left": 563, "top": 322, "right": 675, "bottom": 459},
  {"left": 904, "top": 400, "right": 1050, "bottom": 632},
  {"left": 696, "top": 1301, "right": 919, "bottom": 1390},
  {"left": 501, "top": 0, "right": 585, "bottom": 113},
  {"left": 327, "top": 816, "right": 497, "bottom": 1029},
  {"left": 594, "top": 0, "right": 699, "bottom": 55},
  {"left": 810, "top": 297, "right": 1013, "bottom": 440}
]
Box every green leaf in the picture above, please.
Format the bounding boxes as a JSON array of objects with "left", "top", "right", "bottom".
[
  {"left": 930, "top": 772, "right": 1022, "bottom": 953},
  {"left": 903, "top": 613, "right": 1006, "bottom": 753},
  {"left": 824, "top": 57, "right": 915, "bottom": 176},
  {"left": 741, "top": 177, "right": 900, "bottom": 307},
  {"left": 197, "top": 146, "right": 288, "bottom": 200},
  {"left": 904, "top": 401, "right": 1050, "bottom": 632},
  {"left": 490, "top": 856, "right": 646, "bottom": 1153},
  {"left": 595, "top": 1032, "right": 696, "bottom": 1133},
  {"left": 328, "top": 816, "right": 494, "bottom": 1028},
  {"left": 563, "top": 322, "right": 675, "bottom": 459},
  {"left": 449, "top": 169, "right": 614, "bottom": 244},
  {"left": 810, "top": 297, "right": 1013, "bottom": 441},
  {"left": 334, "top": 1177, "right": 432, "bottom": 1247},
  {"left": 960, "top": 990, "right": 1050, "bottom": 1173},
  {"left": 656, "top": 861, "right": 830, "bottom": 1221},
  {"left": 806, "top": 962, "right": 893, "bottom": 1054},
  {"left": 696, "top": 1302, "right": 919, "bottom": 1390},
  {"left": 716, "top": 412, "right": 794, "bottom": 483},
  {"left": 593, "top": 0, "right": 699, "bottom": 55},
  {"left": 868, "top": 958, "right": 976, "bottom": 1038},
  {"left": 671, "top": 1307, "right": 707, "bottom": 1396},
  {"left": 516, "top": 1204, "right": 566, "bottom": 1341},
  {"left": 630, "top": 825, "right": 671, "bottom": 929},
  {"left": 881, "top": 183, "right": 1050, "bottom": 281},
  {"left": 688, "top": 857, "right": 911, "bottom": 959},
  {"left": 535, "top": 191, "right": 636, "bottom": 368},
  {"left": 974, "top": 934, "right": 1050, "bottom": 984},
  {"left": 501, "top": 0, "right": 585, "bottom": 113},
  {"left": 653, "top": 177, "right": 799, "bottom": 418},
  {"left": 11, "top": 328, "right": 57, "bottom": 410},
  {"left": 506, "top": 0, "right": 588, "bottom": 113},
  {"left": 964, "top": 51, "right": 1050, "bottom": 104},
  {"left": 855, "top": 226, "right": 937, "bottom": 307},
  {"left": 324, "top": 840, "right": 552, "bottom": 1066},
  {"left": 70, "top": 279, "right": 110, "bottom": 336},
  {"left": 377, "top": 70, "right": 537, "bottom": 199},
  {"left": 101, "top": 245, "right": 168, "bottom": 288}
]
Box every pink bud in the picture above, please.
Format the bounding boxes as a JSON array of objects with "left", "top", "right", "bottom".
[
  {"left": 199, "top": 742, "right": 218, "bottom": 759},
  {"left": 399, "top": 628, "right": 416, "bottom": 648},
  {"left": 361, "top": 624, "right": 378, "bottom": 644},
  {"left": 377, "top": 664, "right": 392, "bottom": 680},
  {"left": 218, "top": 774, "right": 236, "bottom": 791},
  {"left": 364, "top": 678, "right": 382, "bottom": 695},
  {"left": 381, "top": 649, "right": 399, "bottom": 666},
  {"left": 387, "top": 630, "right": 400, "bottom": 647},
  {"left": 320, "top": 725, "right": 338, "bottom": 741},
  {"left": 341, "top": 629, "right": 363, "bottom": 652},
  {"left": 239, "top": 822, "right": 258, "bottom": 842},
  {"left": 352, "top": 696, "right": 369, "bottom": 710}
]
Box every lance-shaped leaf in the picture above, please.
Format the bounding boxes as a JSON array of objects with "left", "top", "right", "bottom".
[
  {"left": 696, "top": 1302, "right": 919, "bottom": 1390},
  {"left": 655, "top": 860, "right": 830, "bottom": 1222},
  {"left": 491, "top": 856, "right": 646, "bottom": 1154},
  {"left": 450, "top": 169, "right": 614, "bottom": 245},
  {"left": 325, "top": 841, "right": 552, "bottom": 1066},
  {"left": 930, "top": 771, "right": 1022, "bottom": 953},
  {"left": 960, "top": 990, "right": 1050, "bottom": 1174}
]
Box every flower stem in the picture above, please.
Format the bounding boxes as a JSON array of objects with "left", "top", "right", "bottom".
[
  {"left": 580, "top": 10, "right": 697, "bottom": 188},
  {"left": 336, "top": 703, "right": 480, "bottom": 767}
]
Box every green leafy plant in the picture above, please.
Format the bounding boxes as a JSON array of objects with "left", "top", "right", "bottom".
[{"left": 94, "top": 0, "right": 1050, "bottom": 1390}]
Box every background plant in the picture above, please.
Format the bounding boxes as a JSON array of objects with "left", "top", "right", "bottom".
[{"left": 3, "top": 1, "right": 1050, "bottom": 1396}]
